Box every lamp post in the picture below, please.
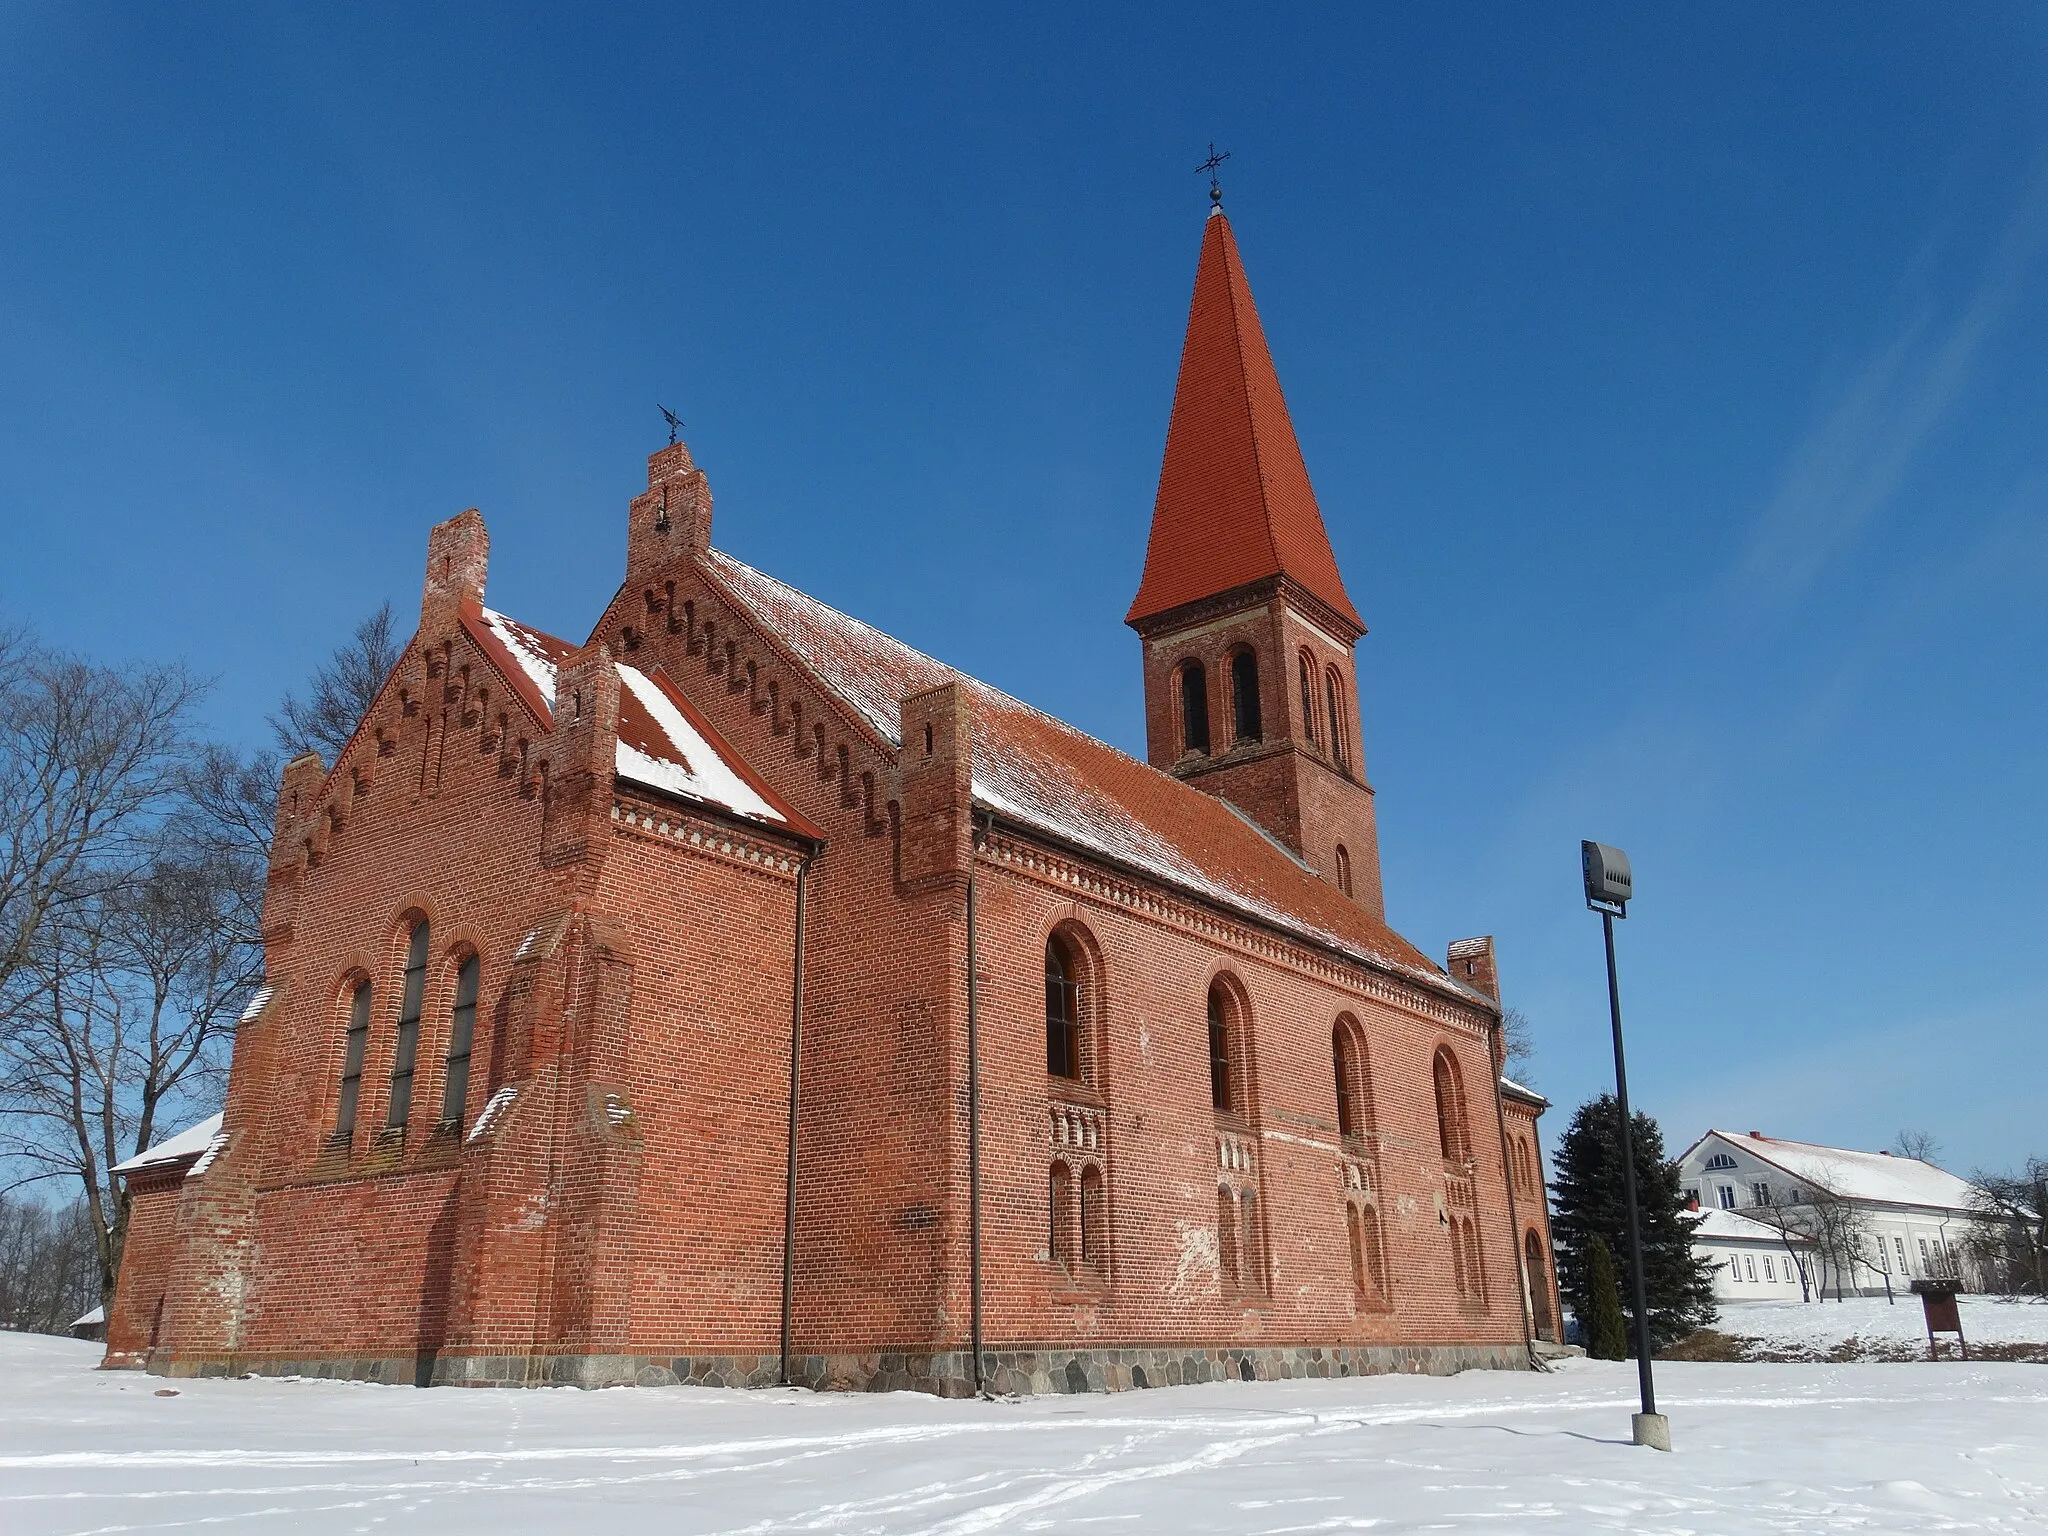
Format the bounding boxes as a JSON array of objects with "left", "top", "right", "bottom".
[{"left": 1581, "top": 840, "right": 1670, "bottom": 1452}]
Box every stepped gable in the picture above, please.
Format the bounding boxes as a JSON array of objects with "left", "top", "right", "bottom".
[
  {"left": 1126, "top": 208, "right": 1361, "bottom": 630},
  {"left": 465, "top": 603, "right": 812, "bottom": 834},
  {"left": 700, "top": 549, "right": 1456, "bottom": 997}
]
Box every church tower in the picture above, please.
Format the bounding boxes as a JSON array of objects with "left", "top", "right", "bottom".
[{"left": 1128, "top": 201, "right": 1384, "bottom": 918}]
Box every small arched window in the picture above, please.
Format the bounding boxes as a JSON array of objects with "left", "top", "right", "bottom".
[
  {"left": 1325, "top": 667, "right": 1350, "bottom": 771},
  {"left": 1298, "top": 649, "right": 1318, "bottom": 745},
  {"left": 1045, "top": 937, "right": 1080, "bottom": 1080},
  {"left": 1206, "top": 985, "right": 1233, "bottom": 1112},
  {"left": 335, "top": 981, "right": 373, "bottom": 1138},
  {"left": 440, "top": 953, "right": 480, "bottom": 1125},
  {"left": 1049, "top": 1163, "right": 1076, "bottom": 1268},
  {"left": 1230, "top": 648, "right": 1262, "bottom": 742},
  {"left": 1217, "top": 1186, "right": 1240, "bottom": 1290},
  {"left": 1179, "top": 661, "right": 1211, "bottom": 755},
  {"left": 1239, "top": 1188, "right": 1263, "bottom": 1292},
  {"left": 1433, "top": 1047, "right": 1471, "bottom": 1165},
  {"left": 1079, "top": 1165, "right": 1106, "bottom": 1271},
  {"left": 1332, "top": 1017, "right": 1373, "bottom": 1140},
  {"left": 386, "top": 921, "right": 430, "bottom": 1129},
  {"left": 1335, "top": 844, "right": 1353, "bottom": 898}
]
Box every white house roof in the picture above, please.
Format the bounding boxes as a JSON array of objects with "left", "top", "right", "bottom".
[
  {"left": 1694, "top": 1130, "right": 1977, "bottom": 1212},
  {"left": 1687, "top": 1207, "right": 1815, "bottom": 1245},
  {"left": 111, "top": 1112, "right": 224, "bottom": 1175},
  {"left": 71, "top": 1305, "right": 105, "bottom": 1327}
]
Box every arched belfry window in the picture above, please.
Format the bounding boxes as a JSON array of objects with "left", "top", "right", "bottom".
[
  {"left": 1179, "top": 661, "right": 1211, "bottom": 755},
  {"left": 1325, "top": 667, "right": 1350, "bottom": 771},
  {"left": 1298, "top": 650, "right": 1318, "bottom": 745},
  {"left": 387, "top": 920, "right": 430, "bottom": 1128},
  {"left": 1335, "top": 844, "right": 1353, "bottom": 899},
  {"left": 1433, "top": 1047, "right": 1471, "bottom": 1165},
  {"left": 1230, "top": 649, "right": 1262, "bottom": 743},
  {"left": 1045, "top": 936, "right": 1080, "bottom": 1080}
]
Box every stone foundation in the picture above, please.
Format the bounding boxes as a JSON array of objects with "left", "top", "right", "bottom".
[{"left": 143, "top": 1339, "right": 1528, "bottom": 1394}]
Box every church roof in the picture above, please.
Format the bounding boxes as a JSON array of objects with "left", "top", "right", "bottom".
[
  {"left": 113, "top": 1112, "right": 225, "bottom": 1176},
  {"left": 467, "top": 606, "right": 812, "bottom": 835},
  {"left": 1126, "top": 209, "right": 1362, "bottom": 631},
  {"left": 700, "top": 549, "right": 1462, "bottom": 1001}
]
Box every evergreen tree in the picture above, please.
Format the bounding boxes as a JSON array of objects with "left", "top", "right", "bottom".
[
  {"left": 1552, "top": 1093, "right": 1717, "bottom": 1351},
  {"left": 1583, "top": 1235, "right": 1629, "bottom": 1359}
]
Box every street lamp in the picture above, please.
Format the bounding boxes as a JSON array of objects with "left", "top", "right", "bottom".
[{"left": 1582, "top": 840, "right": 1671, "bottom": 1453}]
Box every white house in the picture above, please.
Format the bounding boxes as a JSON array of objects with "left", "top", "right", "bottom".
[
  {"left": 1687, "top": 1207, "right": 1815, "bottom": 1302},
  {"left": 1676, "top": 1130, "right": 1982, "bottom": 1295}
]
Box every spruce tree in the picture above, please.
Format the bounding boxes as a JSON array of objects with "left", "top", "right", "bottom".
[
  {"left": 1551, "top": 1093, "right": 1717, "bottom": 1351},
  {"left": 1583, "top": 1235, "right": 1629, "bottom": 1359}
]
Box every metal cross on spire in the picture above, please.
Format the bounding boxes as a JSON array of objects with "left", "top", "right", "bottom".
[
  {"left": 658, "top": 404, "right": 684, "bottom": 446},
  {"left": 1196, "top": 143, "right": 1231, "bottom": 206}
]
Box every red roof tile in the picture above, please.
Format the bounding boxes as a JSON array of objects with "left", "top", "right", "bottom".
[{"left": 1126, "top": 210, "right": 1361, "bottom": 631}]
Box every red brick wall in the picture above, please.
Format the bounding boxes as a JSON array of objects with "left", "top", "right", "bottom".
[{"left": 103, "top": 1167, "right": 187, "bottom": 1367}]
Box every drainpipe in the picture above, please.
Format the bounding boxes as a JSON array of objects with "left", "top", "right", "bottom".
[
  {"left": 965, "top": 814, "right": 987, "bottom": 1395},
  {"left": 779, "top": 853, "right": 814, "bottom": 1387},
  {"left": 1487, "top": 1022, "right": 1538, "bottom": 1369}
]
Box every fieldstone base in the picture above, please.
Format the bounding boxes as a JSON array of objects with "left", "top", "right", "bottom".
[{"left": 144, "top": 1340, "right": 1527, "bottom": 1394}]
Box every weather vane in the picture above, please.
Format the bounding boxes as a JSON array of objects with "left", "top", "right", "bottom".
[
  {"left": 658, "top": 404, "right": 684, "bottom": 446},
  {"left": 1196, "top": 143, "right": 1231, "bottom": 205}
]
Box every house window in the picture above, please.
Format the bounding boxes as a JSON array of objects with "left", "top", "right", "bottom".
[
  {"left": 1718, "top": 1185, "right": 1737, "bottom": 1209},
  {"left": 1324, "top": 667, "right": 1349, "bottom": 771},
  {"left": 1045, "top": 936, "right": 1080, "bottom": 1080},
  {"left": 1298, "top": 650, "right": 1318, "bottom": 745},
  {"left": 1917, "top": 1238, "right": 1930, "bottom": 1271},
  {"left": 1432, "top": 1048, "right": 1470, "bottom": 1164},
  {"left": 1230, "top": 648, "right": 1262, "bottom": 742},
  {"left": 440, "top": 953, "right": 480, "bottom": 1125},
  {"left": 386, "top": 921, "right": 430, "bottom": 1129},
  {"left": 1705, "top": 1152, "right": 1736, "bottom": 1171},
  {"left": 1207, "top": 986, "right": 1233, "bottom": 1112},
  {"left": 1763, "top": 1256, "right": 1774, "bottom": 1281},
  {"left": 1335, "top": 843, "right": 1353, "bottom": 898},
  {"left": 1745, "top": 1254, "right": 1757, "bottom": 1282},
  {"left": 1179, "top": 661, "right": 1210, "bottom": 755},
  {"left": 1684, "top": 1186, "right": 1700, "bottom": 1205},
  {"left": 1729, "top": 1254, "right": 1742, "bottom": 1282},
  {"left": 1332, "top": 1017, "right": 1372, "bottom": 1140},
  {"left": 1895, "top": 1236, "right": 1908, "bottom": 1270},
  {"left": 335, "top": 981, "right": 373, "bottom": 1137},
  {"left": 1752, "top": 1181, "right": 1772, "bottom": 1206}
]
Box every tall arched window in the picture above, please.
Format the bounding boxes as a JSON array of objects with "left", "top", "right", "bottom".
[
  {"left": 1206, "top": 985, "right": 1233, "bottom": 1112},
  {"left": 1230, "top": 649, "right": 1262, "bottom": 742},
  {"left": 335, "top": 981, "right": 372, "bottom": 1138},
  {"left": 1179, "top": 661, "right": 1210, "bottom": 755},
  {"left": 1334, "top": 844, "right": 1353, "bottom": 898},
  {"left": 1298, "top": 649, "right": 1318, "bottom": 745},
  {"left": 1045, "top": 937, "right": 1081, "bottom": 1079},
  {"left": 386, "top": 921, "right": 430, "bottom": 1128},
  {"left": 1049, "top": 1163, "right": 1076, "bottom": 1267},
  {"left": 440, "top": 953, "right": 480, "bottom": 1125},
  {"left": 1332, "top": 1017, "right": 1373, "bottom": 1140},
  {"left": 1433, "top": 1047, "right": 1471, "bottom": 1165},
  {"left": 1325, "top": 667, "right": 1350, "bottom": 771}
]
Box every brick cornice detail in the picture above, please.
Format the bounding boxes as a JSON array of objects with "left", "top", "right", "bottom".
[{"left": 609, "top": 798, "right": 805, "bottom": 878}]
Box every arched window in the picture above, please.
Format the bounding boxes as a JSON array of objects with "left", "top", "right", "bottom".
[
  {"left": 1080, "top": 1165, "right": 1106, "bottom": 1271},
  {"left": 1230, "top": 648, "right": 1262, "bottom": 742},
  {"left": 440, "top": 953, "right": 480, "bottom": 1125},
  {"left": 1526, "top": 1229, "right": 1554, "bottom": 1340},
  {"left": 1335, "top": 844, "right": 1353, "bottom": 898},
  {"left": 1325, "top": 667, "right": 1350, "bottom": 771},
  {"left": 1433, "top": 1047, "right": 1470, "bottom": 1165},
  {"left": 1239, "top": 1188, "right": 1264, "bottom": 1292},
  {"left": 386, "top": 921, "right": 430, "bottom": 1129},
  {"left": 1217, "top": 1185, "right": 1240, "bottom": 1290},
  {"left": 1179, "top": 661, "right": 1210, "bottom": 755},
  {"left": 1207, "top": 985, "right": 1233, "bottom": 1112},
  {"left": 1332, "top": 1017, "right": 1373, "bottom": 1140},
  {"left": 1298, "top": 649, "right": 1318, "bottom": 745},
  {"left": 1346, "top": 1206, "right": 1368, "bottom": 1295},
  {"left": 1050, "top": 1163, "right": 1076, "bottom": 1268},
  {"left": 1045, "top": 937, "right": 1080, "bottom": 1079},
  {"left": 335, "top": 981, "right": 372, "bottom": 1137}
]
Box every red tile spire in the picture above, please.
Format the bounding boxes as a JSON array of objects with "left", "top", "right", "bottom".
[{"left": 1126, "top": 209, "right": 1361, "bottom": 631}]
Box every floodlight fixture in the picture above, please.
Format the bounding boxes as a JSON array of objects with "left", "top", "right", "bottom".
[{"left": 1582, "top": 839, "right": 1631, "bottom": 916}]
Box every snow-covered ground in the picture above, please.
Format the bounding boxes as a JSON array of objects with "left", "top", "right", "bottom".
[
  {"left": 3, "top": 1332, "right": 2044, "bottom": 1534},
  {"left": 1708, "top": 1295, "right": 2048, "bottom": 1361}
]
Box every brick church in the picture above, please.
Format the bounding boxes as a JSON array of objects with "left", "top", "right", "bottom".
[{"left": 106, "top": 201, "right": 1560, "bottom": 1394}]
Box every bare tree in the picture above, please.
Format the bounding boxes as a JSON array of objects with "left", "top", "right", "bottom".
[
  {"left": 0, "top": 1194, "right": 99, "bottom": 1333},
  {"left": 1499, "top": 1005, "right": 1536, "bottom": 1084},
  {"left": 1963, "top": 1158, "right": 2047, "bottom": 1297},
  {"left": 1892, "top": 1129, "right": 1943, "bottom": 1164},
  {"left": 267, "top": 602, "right": 399, "bottom": 762}
]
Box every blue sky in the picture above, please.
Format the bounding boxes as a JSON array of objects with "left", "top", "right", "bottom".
[{"left": 3, "top": 4, "right": 2043, "bottom": 1174}]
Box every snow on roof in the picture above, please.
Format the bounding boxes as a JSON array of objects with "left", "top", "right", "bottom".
[
  {"left": 1703, "top": 1131, "right": 1978, "bottom": 1212},
  {"left": 1447, "top": 937, "right": 1491, "bottom": 959},
  {"left": 1499, "top": 1076, "right": 1547, "bottom": 1108},
  {"left": 699, "top": 550, "right": 1462, "bottom": 1001},
  {"left": 1687, "top": 1207, "right": 1815, "bottom": 1245},
  {"left": 470, "top": 607, "right": 802, "bottom": 833},
  {"left": 111, "top": 1112, "right": 223, "bottom": 1176},
  {"left": 237, "top": 983, "right": 275, "bottom": 1025},
  {"left": 71, "top": 1306, "right": 104, "bottom": 1327}
]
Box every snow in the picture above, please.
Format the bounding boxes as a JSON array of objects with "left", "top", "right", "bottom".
[
  {"left": 1712, "top": 1294, "right": 2048, "bottom": 1357},
  {"left": 613, "top": 663, "right": 783, "bottom": 825},
  {"left": 5, "top": 1332, "right": 2045, "bottom": 1534},
  {"left": 110, "top": 1112, "right": 223, "bottom": 1175},
  {"left": 478, "top": 607, "right": 562, "bottom": 708},
  {"left": 1706, "top": 1132, "right": 1979, "bottom": 1211},
  {"left": 237, "top": 983, "right": 275, "bottom": 1024},
  {"left": 68, "top": 1307, "right": 103, "bottom": 1328}
]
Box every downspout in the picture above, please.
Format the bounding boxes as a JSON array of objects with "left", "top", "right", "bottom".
[
  {"left": 779, "top": 853, "right": 812, "bottom": 1387},
  {"left": 1487, "top": 1021, "right": 1539, "bottom": 1369},
  {"left": 965, "top": 814, "right": 987, "bottom": 1395}
]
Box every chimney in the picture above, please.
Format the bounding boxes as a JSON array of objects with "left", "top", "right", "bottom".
[
  {"left": 1446, "top": 936, "right": 1499, "bottom": 1002},
  {"left": 626, "top": 440, "right": 713, "bottom": 583},
  {"left": 1749, "top": 1130, "right": 1764, "bottom": 1140},
  {"left": 422, "top": 508, "right": 489, "bottom": 633}
]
